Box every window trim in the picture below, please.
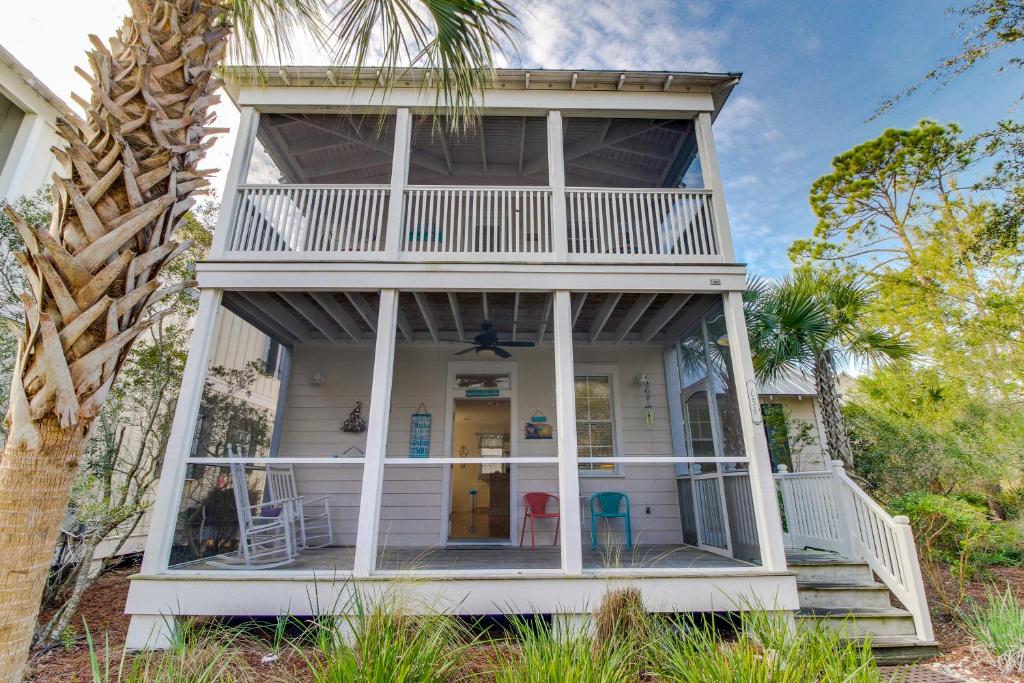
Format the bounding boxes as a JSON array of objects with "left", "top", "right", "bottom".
[{"left": 574, "top": 364, "right": 625, "bottom": 478}]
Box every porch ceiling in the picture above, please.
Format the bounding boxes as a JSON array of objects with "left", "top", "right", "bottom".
[
  {"left": 256, "top": 113, "right": 696, "bottom": 188},
  {"left": 221, "top": 290, "right": 721, "bottom": 347}
]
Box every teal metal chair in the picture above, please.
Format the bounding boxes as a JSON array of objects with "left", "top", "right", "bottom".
[{"left": 589, "top": 492, "right": 633, "bottom": 551}]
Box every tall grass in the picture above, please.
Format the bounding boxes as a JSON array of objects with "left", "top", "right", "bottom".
[
  {"left": 299, "top": 592, "right": 476, "bottom": 683},
  {"left": 649, "top": 610, "right": 882, "bottom": 683},
  {"left": 962, "top": 584, "right": 1024, "bottom": 673},
  {"left": 489, "top": 614, "right": 639, "bottom": 683},
  {"left": 84, "top": 618, "right": 259, "bottom": 683}
]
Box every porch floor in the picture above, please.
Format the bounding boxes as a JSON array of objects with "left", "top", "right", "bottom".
[{"left": 186, "top": 543, "right": 754, "bottom": 572}]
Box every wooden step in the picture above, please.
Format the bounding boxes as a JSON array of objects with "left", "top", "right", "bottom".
[
  {"left": 794, "top": 607, "right": 918, "bottom": 638},
  {"left": 796, "top": 580, "right": 893, "bottom": 609},
  {"left": 846, "top": 636, "right": 940, "bottom": 666},
  {"left": 787, "top": 557, "right": 875, "bottom": 584}
]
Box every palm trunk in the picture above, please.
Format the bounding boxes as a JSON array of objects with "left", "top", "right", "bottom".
[
  {"left": 0, "top": 421, "right": 87, "bottom": 681},
  {"left": 813, "top": 350, "right": 854, "bottom": 468},
  {"left": 0, "top": 2, "right": 225, "bottom": 679}
]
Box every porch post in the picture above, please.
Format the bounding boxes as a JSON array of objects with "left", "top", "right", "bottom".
[
  {"left": 383, "top": 108, "right": 412, "bottom": 260},
  {"left": 721, "top": 290, "right": 787, "bottom": 571},
  {"left": 547, "top": 111, "right": 569, "bottom": 262},
  {"left": 139, "top": 288, "right": 223, "bottom": 573},
  {"left": 353, "top": 288, "right": 399, "bottom": 576},
  {"left": 552, "top": 290, "right": 583, "bottom": 573},
  {"left": 209, "top": 107, "right": 259, "bottom": 258},
  {"left": 694, "top": 112, "right": 735, "bottom": 262},
  {"left": 268, "top": 345, "right": 293, "bottom": 457}
]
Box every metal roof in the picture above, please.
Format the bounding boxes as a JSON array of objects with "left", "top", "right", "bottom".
[{"left": 757, "top": 371, "right": 817, "bottom": 397}]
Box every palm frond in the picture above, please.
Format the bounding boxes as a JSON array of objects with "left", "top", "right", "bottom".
[
  {"left": 326, "top": 0, "right": 519, "bottom": 129},
  {"left": 224, "top": 0, "right": 329, "bottom": 66}
]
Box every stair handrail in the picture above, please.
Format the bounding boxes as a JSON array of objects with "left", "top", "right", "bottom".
[{"left": 776, "top": 461, "right": 934, "bottom": 642}]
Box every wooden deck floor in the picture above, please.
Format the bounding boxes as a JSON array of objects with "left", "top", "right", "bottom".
[{"left": 185, "top": 543, "right": 753, "bottom": 572}]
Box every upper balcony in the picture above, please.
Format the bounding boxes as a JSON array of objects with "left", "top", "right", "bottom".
[{"left": 214, "top": 69, "right": 738, "bottom": 268}]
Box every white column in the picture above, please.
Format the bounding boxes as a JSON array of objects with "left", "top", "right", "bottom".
[
  {"left": 210, "top": 107, "right": 259, "bottom": 257},
  {"left": 694, "top": 112, "right": 735, "bottom": 262},
  {"left": 353, "top": 289, "right": 399, "bottom": 576},
  {"left": 721, "top": 290, "right": 787, "bottom": 571},
  {"left": 269, "top": 345, "right": 293, "bottom": 457},
  {"left": 547, "top": 111, "right": 569, "bottom": 262},
  {"left": 383, "top": 108, "right": 412, "bottom": 260},
  {"left": 552, "top": 290, "right": 582, "bottom": 573},
  {"left": 139, "top": 288, "right": 223, "bottom": 573},
  {"left": 0, "top": 113, "right": 45, "bottom": 201}
]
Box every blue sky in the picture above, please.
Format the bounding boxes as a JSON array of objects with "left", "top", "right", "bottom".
[{"left": 2, "top": 1, "right": 1021, "bottom": 277}]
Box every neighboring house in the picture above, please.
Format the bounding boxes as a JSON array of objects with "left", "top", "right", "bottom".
[
  {"left": 0, "top": 45, "right": 70, "bottom": 202},
  {"left": 126, "top": 68, "right": 935, "bottom": 659},
  {"left": 758, "top": 372, "right": 828, "bottom": 472}
]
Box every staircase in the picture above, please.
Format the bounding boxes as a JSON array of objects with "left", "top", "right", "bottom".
[
  {"left": 775, "top": 463, "right": 939, "bottom": 665},
  {"left": 786, "top": 549, "right": 939, "bottom": 664}
]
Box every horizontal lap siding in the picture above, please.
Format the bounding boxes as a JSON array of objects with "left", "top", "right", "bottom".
[{"left": 283, "top": 344, "right": 684, "bottom": 547}]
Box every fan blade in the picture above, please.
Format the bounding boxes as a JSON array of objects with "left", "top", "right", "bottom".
[
  {"left": 452, "top": 347, "right": 478, "bottom": 356},
  {"left": 497, "top": 340, "right": 535, "bottom": 347},
  {"left": 492, "top": 346, "right": 512, "bottom": 359}
]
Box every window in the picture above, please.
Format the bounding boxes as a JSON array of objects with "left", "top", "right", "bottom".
[
  {"left": 761, "top": 403, "right": 793, "bottom": 471},
  {"left": 576, "top": 374, "right": 617, "bottom": 473},
  {"left": 684, "top": 393, "right": 716, "bottom": 457}
]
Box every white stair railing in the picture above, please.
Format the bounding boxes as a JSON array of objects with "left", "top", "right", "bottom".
[{"left": 775, "top": 461, "right": 934, "bottom": 642}]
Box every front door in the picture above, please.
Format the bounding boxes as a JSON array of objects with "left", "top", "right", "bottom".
[{"left": 447, "top": 397, "right": 512, "bottom": 541}]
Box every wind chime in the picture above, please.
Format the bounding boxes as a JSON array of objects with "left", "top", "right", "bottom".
[{"left": 341, "top": 401, "right": 367, "bottom": 433}]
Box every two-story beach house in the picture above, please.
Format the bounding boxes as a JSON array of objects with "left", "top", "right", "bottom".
[{"left": 125, "top": 67, "right": 936, "bottom": 661}]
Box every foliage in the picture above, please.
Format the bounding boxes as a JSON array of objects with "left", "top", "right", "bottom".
[
  {"left": 962, "top": 584, "right": 1024, "bottom": 674},
  {"left": 761, "top": 403, "right": 817, "bottom": 469},
  {"left": 847, "top": 367, "right": 1024, "bottom": 501},
  {"left": 648, "top": 610, "right": 881, "bottom": 682},
  {"left": 490, "top": 615, "right": 638, "bottom": 683},
  {"left": 890, "top": 491, "right": 1022, "bottom": 613},
  {"left": 301, "top": 593, "right": 475, "bottom": 683}
]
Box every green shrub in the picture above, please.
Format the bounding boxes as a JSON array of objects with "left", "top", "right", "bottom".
[
  {"left": 962, "top": 585, "right": 1024, "bottom": 673},
  {"left": 996, "top": 486, "right": 1024, "bottom": 520},
  {"left": 648, "top": 611, "right": 880, "bottom": 682}
]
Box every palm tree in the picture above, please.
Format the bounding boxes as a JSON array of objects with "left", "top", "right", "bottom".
[
  {"left": 746, "top": 271, "right": 912, "bottom": 468},
  {"left": 0, "top": 1, "right": 516, "bottom": 678}
]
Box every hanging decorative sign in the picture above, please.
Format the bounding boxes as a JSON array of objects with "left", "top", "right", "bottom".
[
  {"left": 525, "top": 420, "right": 553, "bottom": 439},
  {"left": 341, "top": 402, "right": 367, "bottom": 433},
  {"left": 409, "top": 402, "right": 431, "bottom": 458},
  {"left": 466, "top": 388, "right": 500, "bottom": 397},
  {"left": 530, "top": 410, "right": 547, "bottom": 423}
]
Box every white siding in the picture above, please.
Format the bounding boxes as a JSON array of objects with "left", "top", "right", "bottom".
[{"left": 282, "top": 343, "right": 684, "bottom": 547}]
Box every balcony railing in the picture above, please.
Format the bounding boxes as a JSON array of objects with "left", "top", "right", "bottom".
[{"left": 224, "top": 184, "right": 723, "bottom": 263}]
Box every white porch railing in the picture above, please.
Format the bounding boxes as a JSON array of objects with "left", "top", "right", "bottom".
[
  {"left": 566, "top": 188, "right": 719, "bottom": 260},
  {"left": 400, "top": 186, "right": 553, "bottom": 259},
  {"left": 228, "top": 185, "right": 390, "bottom": 255},
  {"left": 775, "top": 461, "right": 934, "bottom": 641}
]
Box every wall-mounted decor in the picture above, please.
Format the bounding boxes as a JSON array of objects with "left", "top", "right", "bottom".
[
  {"left": 524, "top": 421, "right": 553, "bottom": 439},
  {"left": 636, "top": 372, "right": 655, "bottom": 426},
  {"left": 410, "top": 402, "right": 431, "bottom": 458},
  {"left": 466, "top": 388, "right": 500, "bottom": 397},
  {"left": 341, "top": 402, "right": 367, "bottom": 433}
]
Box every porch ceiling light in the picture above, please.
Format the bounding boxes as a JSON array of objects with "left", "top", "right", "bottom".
[{"left": 716, "top": 335, "right": 730, "bottom": 347}]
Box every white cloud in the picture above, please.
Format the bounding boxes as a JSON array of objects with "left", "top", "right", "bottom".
[{"left": 517, "top": 0, "right": 725, "bottom": 72}]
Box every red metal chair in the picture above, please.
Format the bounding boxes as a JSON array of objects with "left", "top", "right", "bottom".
[{"left": 519, "top": 492, "right": 560, "bottom": 548}]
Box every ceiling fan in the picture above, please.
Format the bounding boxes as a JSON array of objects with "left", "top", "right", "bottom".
[{"left": 451, "top": 321, "right": 535, "bottom": 358}]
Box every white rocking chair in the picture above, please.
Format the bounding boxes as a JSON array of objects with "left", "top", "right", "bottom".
[
  {"left": 266, "top": 463, "right": 334, "bottom": 549},
  {"left": 208, "top": 461, "right": 297, "bottom": 569}
]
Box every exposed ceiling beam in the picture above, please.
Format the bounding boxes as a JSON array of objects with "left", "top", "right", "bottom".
[
  {"left": 662, "top": 74, "right": 673, "bottom": 91},
  {"left": 570, "top": 72, "right": 578, "bottom": 89},
  {"left": 511, "top": 292, "right": 520, "bottom": 341},
  {"left": 658, "top": 124, "right": 693, "bottom": 186},
  {"left": 281, "top": 293, "right": 343, "bottom": 342},
  {"left": 588, "top": 293, "right": 621, "bottom": 343},
  {"left": 523, "top": 119, "right": 673, "bottom": 175},
  {"left": 236, "top": 292, "right": 310, "bottom": 343},
  {"left": 608, "top": 139, "right": 676, "bottom": 161},
  {"left": 481, "top": 292, "right": 490, "bottom": 321},
  {"left": 617, "top": 73, "right": 626, "bottom": 90},
  {"left": 286, "top": 133, "right": 358, "bottom": 157},
  {"left": 448, "top": 292, "right": 465, "bottom": 341},
  {"left": 260, "top": 124, "right": 308, "bottom": 183},
  {"left": 311, "top": 292, "right": 364, "bottom": 341},
  {"left": 344, "top": 292, "right": 378, "bottom": 333},
  {"left": 396, "top": 307, "right": 414, "bottom": 342},
  {"left": 639, "top": 294, "right": 692, "bottom": 344},
  {"left": 536, "top": 294, "right": 553, "bottom": 344},
  {"left": 614, "top": 293, "right": 657, "bottom": 344},
  {"left": 413, "top": 292, "right": 440, "bottom": 343},
  {"left": 223, "top": 293, "right": 300, "bottom": 346},
  {"left": 571, "top": 292, "right": 588, "bottom": 327}
]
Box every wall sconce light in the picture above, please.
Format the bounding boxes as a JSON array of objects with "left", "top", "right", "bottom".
[{"left": 311, "top": 372, "right": 326, "bottom": 386}]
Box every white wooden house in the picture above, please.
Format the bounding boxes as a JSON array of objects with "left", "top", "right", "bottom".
[{"left": 126, "top": 68, "right": 936, "bottom": 660}]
